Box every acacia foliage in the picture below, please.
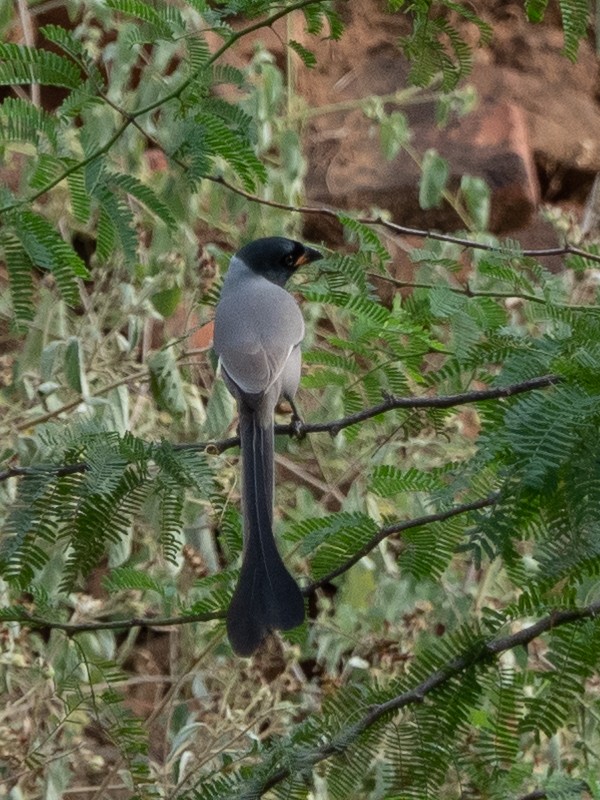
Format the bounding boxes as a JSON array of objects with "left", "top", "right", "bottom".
[{"left": 0, "top": 1, "right": 599, "bottom": 799}]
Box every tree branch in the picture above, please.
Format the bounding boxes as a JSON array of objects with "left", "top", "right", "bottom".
[
  {"left": 207, "top": 175, "right": 600, "bottom": 267},
  {"left": 0, "top": 374, "right": 560, "bottom": 483},
  {"left": 308, "top": 493, "right": 499, "bottom": 589},
  {"left": 4, "top": 608, "right": 224, "bottom": 634},
  {"left": 371, "top": 274, "right": 600, "bottom": 312},
  {"left": 275, "top": 373, "right": 560, "bottom": 438},
  {"left": 2, "top": 493, "right": 498, "bottom": 634},
  {"left": 249, "top": 599, "right": 600, "bottom": 797}
]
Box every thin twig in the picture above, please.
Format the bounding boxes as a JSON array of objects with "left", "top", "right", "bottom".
[
  {"left": 309, "top": 493, "right": 499, "bottom": 589},
  {"left": 369, "top": 273, "right": 600, "bottom": 312},
  {"left": 7, "top": 608, "right": 225, "bottom": 634},
  {"left": 272, "top": 374, "right": 560, "bottom": 438}
]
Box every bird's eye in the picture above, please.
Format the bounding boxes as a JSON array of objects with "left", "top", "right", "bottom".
[{"left": 284, "top": 253, "right": 296, "bottom": 268}]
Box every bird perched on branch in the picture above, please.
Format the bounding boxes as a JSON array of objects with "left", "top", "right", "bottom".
[{"left": 214, "top": 236, "right": 322, "bottom": 656}]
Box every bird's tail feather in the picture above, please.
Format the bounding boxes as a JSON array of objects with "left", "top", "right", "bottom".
[{"left": 226, "top": 404, "right": 304, "bottom": 656}]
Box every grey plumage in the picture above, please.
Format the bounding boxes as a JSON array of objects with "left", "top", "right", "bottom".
[{"left": 213, "top": 237, "right": 322, "bottom": 656}]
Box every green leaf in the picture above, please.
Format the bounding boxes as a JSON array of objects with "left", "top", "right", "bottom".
[
  {"left": 337, "top": 214, "right": 390, "bottom": 262},
  {"left": 419, "top": 149, "right": 449, "bottom": 209},
  {"left": 401, "top": 13, "right": 479, "bottom": 90},
  {"left": 286, "top": 513, "right": 379, "bottom": 579},
  {"left": 460, "top": 175, "right": 490, "bottom": 231},
  {"left": 15, "top": 211, "right": 89, "bottom": 304},
  {"left": 28, "top": 153, "right": 64, "bottom": 190},
  {"left": 525, "top": 0, "right": 549, "bottom": 22},
  {"left": 504, "top": 385, "right": 597, "bottom": 488},
  {"left": 151, "top": 286, "right": 182, "bottom": 317},
  {"left": 148, "top": 349, "right": 187, "bottom": 416},
  {"left": 108, "top": 172, "right": 178, "bottom": 229},
  {"left": 1, "top": 232, "right": 35, "bottom": 325},
  {"left": 369, "top": 465, "right": 444, "bottom": 496},
  {"left": 303, "top": 288, "right": 391, "bottom": 325},
  {"left": 66, "top": 165, "right": 91, "bottom": 223},
  {"left": 94, "top": 186, "right": 138, "bottom": 266},
  {"left": 185, "top": 34, "right": 211, "bottom": 72},
  {"left": 302, "top": 4, "right": 326, "bottom": 35},
  {"left": 96, "top": 207, "right": 117, "bottom": 261},
  {"left": 0, "top": 97, "right": 58, "bottom": 149},
  {"left": 288, "top": 39, "right": 317, "bottom": 68},
  {"left": 196, "top": 112, "right": 267, "bottom": 191},
  {"left": 0, "top": 43, "right": 81, "bottom": 88},
  {"left": 64, "top": 336, "right": 89, "bottom": 396},
  {"left": 40, "top": 24, "right": 84, "bottom": 58},
  {"left": 204, "top": 377, "right": 235, "bottom": 439},
  {"left": 558, "top": 0, "right": 588, "bottom": 61},
  {"left": 103, "top": 565, "right": 165, "bottom": 596},
  {"left": 105, "top": 0, "right": 180, "bottom": 38},
  {"left": 379, "top": 110, "right": 410, "bottom": 161}
]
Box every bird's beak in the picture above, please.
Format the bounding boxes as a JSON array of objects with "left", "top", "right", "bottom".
[{"left": 295, "top": 246, "right": 323, "bottom": 267}]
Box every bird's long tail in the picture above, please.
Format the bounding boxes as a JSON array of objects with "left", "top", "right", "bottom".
[{"left": 226, "top": 402, "right": 305, "bottom": 656}]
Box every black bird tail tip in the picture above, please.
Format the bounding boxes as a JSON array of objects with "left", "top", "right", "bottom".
[{"left": 226, "top": 557, "right": 305, "bottom": 656}]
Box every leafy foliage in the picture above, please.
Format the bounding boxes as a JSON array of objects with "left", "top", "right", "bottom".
[
  {"left": 1, "top": 1, "right": 599, "bottom": 799},
  {"left": 397, "top": 0, "right": 493, "bottom": 89}
]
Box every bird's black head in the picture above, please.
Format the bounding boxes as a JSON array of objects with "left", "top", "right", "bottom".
[{"left": 234, "top": 236, "right": 322, "bottom": 287}]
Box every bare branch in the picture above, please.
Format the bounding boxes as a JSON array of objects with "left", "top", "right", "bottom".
[
  {"left": 371, "top": 273, "right": 600, "bottom": 312},
  {"left": 0, "top": 462, "right": 88, "bottom": 483},
  {"left": 4, "top": 608, "right": 224, "bottom": 634},
  {"left": 274, "top": 374, "right": 560, "bottom": 438}
]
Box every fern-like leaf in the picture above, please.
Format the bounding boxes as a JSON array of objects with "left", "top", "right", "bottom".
[
  {"left": 503, "top": 385, "right": 597, "bottom": 488},
  {"left": 108, "top": 172, "right": 177, "bottom": 229},
  {"left": 288, "top": 39, "right": 317, "bottom": 68},
  {"left": 103, "top": 565, "right": 165, "bottom": 596},
  {"left": 0, "top": 97, "right": 58, "bottom": 149},
  {"left": 1, "top": 232, "right": 35, "bottom": 324},
  {"left": 558, "top": 0, "right": 588, "bottom": 60},
  {"left": 196, "top": 111, "right": 268, "bottom": 191},
  {"left": 105, "top": 0, "right": 181, "bottom": 38},
  {"left": 0, "top": 43, "right": 81, "bottom": 88},
  {"left": 14, "top": 211, "right": 89, "bottom": 304}
]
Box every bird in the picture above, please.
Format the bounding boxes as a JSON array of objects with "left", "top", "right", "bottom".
[{"left": 213, "top": 236, "right": 322, "bottom": 656}]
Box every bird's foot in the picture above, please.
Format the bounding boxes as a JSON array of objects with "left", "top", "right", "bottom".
[{"left": 289, "top": 411, "right": 305, "bottom": 440}]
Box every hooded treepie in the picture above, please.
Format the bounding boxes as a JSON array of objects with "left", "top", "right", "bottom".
[{"left": 214, "top": 236, "right": 322, "bottom": 656}]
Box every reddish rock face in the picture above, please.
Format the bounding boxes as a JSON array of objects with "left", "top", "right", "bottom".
[
  {"left": 4, "top": 0, "right": 600, "bottom": 254},
  {"left": 305, "top": 97, "right": 539, "bottom": 235},
  {"left": 292, "top": 0, "right": 599, "bottom": 248}
]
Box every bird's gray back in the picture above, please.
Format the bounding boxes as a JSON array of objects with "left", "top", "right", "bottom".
[{"left": 214, "top": 270, "right": 304, "bottom": 397}]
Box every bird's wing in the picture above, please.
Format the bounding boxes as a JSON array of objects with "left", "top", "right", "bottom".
[{"left": 214, "top": 282, "right": 304, "bottom": 397}]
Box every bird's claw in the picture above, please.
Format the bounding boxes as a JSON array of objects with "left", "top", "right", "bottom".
[{"left": 289, "top": 413, "right": 305, "bottom": 440}]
